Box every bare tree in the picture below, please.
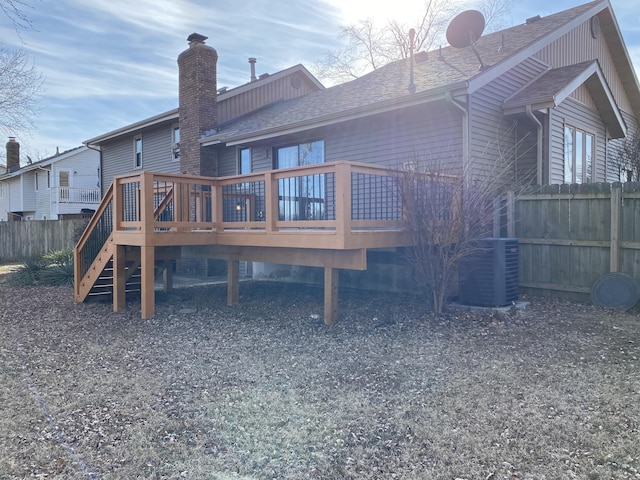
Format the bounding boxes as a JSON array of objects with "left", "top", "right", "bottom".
[
  {"left": 612, "top": 129, "right": 640, "bottom": 182},
  {"left": 1, "top": 0, "right": 35, "bottom": 32},
  {"left": 0, "top": 46, "right": 41, "bottom": 135},
  {"left": 395, "top": 120, "right": 531, "bottom": 314},
  {"left": 0, "top": 0, "right": 41, "bottom": 137},
  {"left": 314, "top": 0, "right": 514, "bottom": 84}
]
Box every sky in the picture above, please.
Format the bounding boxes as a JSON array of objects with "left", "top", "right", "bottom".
[{"left": 1, "top": 0, "right": 639, "bottom": 162}]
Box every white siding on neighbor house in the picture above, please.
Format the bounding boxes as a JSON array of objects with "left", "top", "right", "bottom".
[
  {"left": 536, "top": 16, "right": 633, "bottom": 114},
  {"left": 101, "top": 123, "right": 179, "bottom": 193},
  {"left": 21, "top": 172, "right": 36, "bottom": 212},
  {"left": 470, "top": 57, "right": 550, "bottom": 184},
  {"left": 35, "top": 170, "right": 51, "bottom": 219},
  {"left": 8, "top": 177, "right": 22, "bottom": 214},
  {"left": 549, "top": 97, "right": 607, "bottom": 184}
]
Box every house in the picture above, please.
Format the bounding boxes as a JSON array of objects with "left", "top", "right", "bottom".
[
  {"left": 0, "top": 138, "right": 101, "bottom": 221},
  {"left": 76, "top": 0, "right": 640, "bottom": 321}
]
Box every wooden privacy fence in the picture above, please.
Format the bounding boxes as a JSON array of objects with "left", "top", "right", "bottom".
[
  {"left": 0, "top": 219, "right": 88, "bottom": 262},
  {"left": 507, "top": 182, "right": 640, "bottom": 300}
]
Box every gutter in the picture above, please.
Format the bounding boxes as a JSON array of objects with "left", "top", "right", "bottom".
[
  {"left": 525, "top": 105, "right": 543, "bottom": 185},
  {"left": 446, "top": 91, "right": 469, "bottom": 187}
]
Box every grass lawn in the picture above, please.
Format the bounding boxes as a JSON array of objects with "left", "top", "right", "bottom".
[{"left": 0, "top": 281, "right": 638, "bottom": 479}]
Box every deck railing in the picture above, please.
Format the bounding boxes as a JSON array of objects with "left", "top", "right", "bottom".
[
  {"left": 74, "top": 183, "right": 114, "bottom": 281},
  {"left": 110, "top": 161, "right": 409, "bottom": 236}
]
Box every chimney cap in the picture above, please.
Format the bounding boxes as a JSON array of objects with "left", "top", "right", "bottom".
[{"left": 187, "top": 33, "right": 208, "bottom": 45}]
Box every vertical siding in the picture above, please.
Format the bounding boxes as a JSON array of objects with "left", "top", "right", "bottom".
[
  {"left": 218, "top": 73, "right": 319, "bottom": 124},
  {"left": 549, "top": 98, "right": 607, "bottom": 184},
  {"left": 536, "top": 16, "right": 633, "bottom": 113},
  {"left": 470, "top": 57, "right": 549, "bottom": 184}
]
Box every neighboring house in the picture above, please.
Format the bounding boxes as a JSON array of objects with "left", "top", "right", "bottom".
[
  {"left": 77, "top": 0, "right": 640, "bottom": 320},
  {"left": 0, "top": 140, "right": 100, "bottom": 221}
]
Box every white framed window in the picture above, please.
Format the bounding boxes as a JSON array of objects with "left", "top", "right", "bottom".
[
  {"left": 35, "top": 171, "right": 39, "bottom": 191},
  {"left": 564, "top": 125, "right": 595, "bottom": 184},
  {"left": 134, "top": 134, "right": 143, "bottom": 169},
  {"left": 172, "top": 124, "right": 180, "bottom": 162}
]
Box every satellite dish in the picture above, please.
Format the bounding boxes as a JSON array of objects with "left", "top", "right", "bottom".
[{"left": 446, "top": 10, "right": 485, "bottom": 48}]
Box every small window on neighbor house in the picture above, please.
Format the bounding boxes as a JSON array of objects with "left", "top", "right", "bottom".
[
  {"left": 134, "top": 135, "right": 143, "bottom": 169},
  {"left": 238, "top": 148, "right": 251, "bottom": 175},
  {"left": 47, "top": 170, "right": 51, "bottom": 189},
  {"left": 35, "top": 172, "right": 39, "bottom": 191},
  {"left": 172, "top": 125, "right": 180, "bottom": 161},
  {"left": 564, "top": 125, "right": 595, "bottom": 184}
]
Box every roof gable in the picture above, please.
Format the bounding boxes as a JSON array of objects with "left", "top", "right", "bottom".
[{"left": 503, "top": 60, "right": 626, "bottom": 138}]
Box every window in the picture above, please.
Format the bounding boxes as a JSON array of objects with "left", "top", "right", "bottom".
[
  {"left": 172, "top": 125, "right": 180, "bottom": 161},
  {"left": 35, "top": 172, "right": 39, "bottom": 191},
  {"left": 238, "top": 148, "right": 251, "bottom": 174},
  {"left": 134, "top": 135, "right": 143, "bottom": 169},
  {"left": 59, "top": 171, "right": 70, "bottom": 200},
  {"left": 564, "top": 125, "right": 595, "bottom": 184},
  {"left": 275, "top": 140, "right": 325, "bottom": 220}
]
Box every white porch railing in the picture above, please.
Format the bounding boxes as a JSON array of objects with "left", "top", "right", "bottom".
[{"left": 53, "top": 187, "right": 101, "bottom": 204}]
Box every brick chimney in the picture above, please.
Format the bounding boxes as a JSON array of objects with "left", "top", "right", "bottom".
[
  {"left": 6, "top": 137, "right": 20, "bottom": 172},
  {"left": 177, "top": 33, "right": 218, "bottom": 176}
]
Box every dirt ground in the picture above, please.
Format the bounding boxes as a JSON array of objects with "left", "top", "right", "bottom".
[{"left": 0, "top": 280, "right": 639, "bottom": 479}]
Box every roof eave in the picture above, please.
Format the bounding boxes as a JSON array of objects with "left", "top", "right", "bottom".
[
  {"left": 84, "top": 109, "right": 179, "bottom": 146},
  {"left": 202, "top": 82, "right": 469, "bottom": 147}
]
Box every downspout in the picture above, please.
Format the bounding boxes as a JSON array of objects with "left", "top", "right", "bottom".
[
  {"left": 525, "top": 105, "right": 543, "bottom": 185},
  {"left": 86, "top": 144, "right": 102, "bottom": 192},
  {"left": 446, "top": 92, "right": 469, "bottom": 187}
]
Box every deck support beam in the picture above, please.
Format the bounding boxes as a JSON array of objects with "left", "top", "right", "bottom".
[
  {"left": 141, "top": 245, "right": 155, "bottom": 319},
  {"left": 113, "top": 245, "right": 126, "bottom": 312},
  {"left": 324, "top": 267, "right": 339, "bottom": 325},
  {"left": 227, "top": 260, "right": 240, "bottom": 306}
]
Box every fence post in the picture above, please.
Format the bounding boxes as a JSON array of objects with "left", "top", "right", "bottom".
[{"left": 610, "top": 183, "right": 621, "bottom": 272}]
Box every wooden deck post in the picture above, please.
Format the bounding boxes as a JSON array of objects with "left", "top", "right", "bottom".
[
  {"left": 324, "top": 267, "right": 339, "bottom": 325},
  {"left": 113, "top": 245, "right": 126, "bottom": 311},
  {"left": 140, "top": 245, "right": 155, "bottom": 319},
  {"left": 227, "top": 260, "right": 240, "bottom": 306}
]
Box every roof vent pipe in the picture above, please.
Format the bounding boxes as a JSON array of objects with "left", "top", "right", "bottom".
[{"left": 249, "top": 57, "right": 257, "bottom": 82}]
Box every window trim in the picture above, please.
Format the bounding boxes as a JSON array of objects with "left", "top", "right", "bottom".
[
  {"left": 238, "top": 147, "right": 251, "bottom": 175},
  {"left": 171, "top": 124, "right": 180, "bottom": 162},
  {"left": 134, "top": 134, "right": 143, "bottom": 170},
  {"left": 564, "top": 124, "right": 595, "bottom": 184}
]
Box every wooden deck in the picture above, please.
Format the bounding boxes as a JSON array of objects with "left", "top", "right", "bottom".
[{"left": 74, "top": 161, "right": 418, "bottom": 323}]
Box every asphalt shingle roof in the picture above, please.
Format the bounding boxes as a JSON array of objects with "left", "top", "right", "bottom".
[{"left": 203, "top": 1, "right": 603, "bottom": 144}]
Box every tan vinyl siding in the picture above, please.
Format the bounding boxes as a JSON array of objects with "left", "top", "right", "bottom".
[
  {"left": 550, "top": 97, "right": 606, "bottom": 184},
  {"left": 218, "top": 74, "right": 319, "bottom": 124},
  {"left": 536, "top": 15, "right": 633, "bottom": 113},
  {"left": 470, "top": 57, "right": 549, "bottom": 184}
]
